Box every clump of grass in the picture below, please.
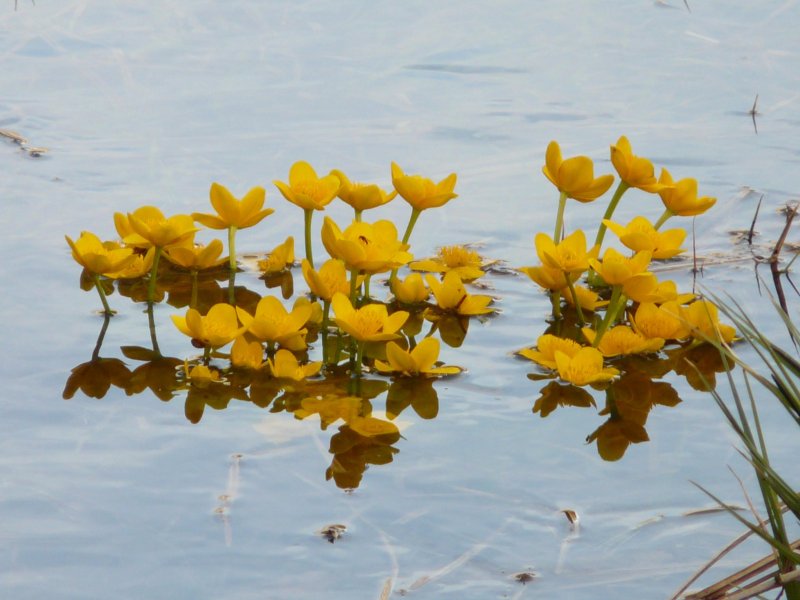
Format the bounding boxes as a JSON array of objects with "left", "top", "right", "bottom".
[{"left": 675, "top": 294, "right": 799, "bottom": 599}]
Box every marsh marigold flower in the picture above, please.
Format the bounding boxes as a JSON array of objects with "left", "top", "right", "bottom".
[
  {"left": 165, "top": 240, "right": 227, "bottom": 271},
  {"left": 302, "top": 258, "right": 356, "bottom": 302},
  {"left": 391, "top": 162, "right": 457, "bottom": 211},
  {"left": 582, "top": 325, "right": 664, "bottom": 357},
  {"left": 122, "top": 206, "right": 198, "bottom": 249},
  {"left": 236, "top": 295, "right": 311, "bottom": 351},
  {"left": 542, "top": 140, "right": 614, "bottom": 202},
  {"left": 535, "top": 230, "right": 599, "bottom": 277},
  {"left": 410, "top": 245, "right": 485, "bottom": 281},
  {"left": 171, "top": 303, "right": 248, "bottom": 349},
  {"left": 66, "top": 231, "right": 136, "bottom": 275},
  {"left": 676, "top": 300, "right": 736, "bottom": 344},
  {"left": 657, "top": 168, "right": 717, "bottom": 217},
  {"left": 391, "top": 273, "right": 430, "bottom": 305},
  {"left": 330, "top": 169, "right": 396, "bottom": 213},
  {"left": 321, "top": 217, "right": 412, "bottom": 274},
  {"left": 274, "top": 161, "right": 341, "bottom": 211},
  {"left": 603, "top": 216, "right": 686, "bottom": 259},
  {"left": 519, "top": 264, "right": 579, "bottom": 292},
  {"left": 554, "top": 347, "right": 619, "bottom": 386},
  {"left": 610, "top": 136, "right": 667, "bottom": 193},
  {"left": 589, "top": 247, "right": 652, "bottom": 286},
  {"left": 517, "top": 334, "right": 583, "bottom": 370},
  {"left": 193, "top": 183, "right": 274, "bottom": 230},
  {"left": 425, "top": 271, "right": 494, "bottom": 316},
  {"left": 258, "top": 237, "right": 295, "bottom": 274},
  {"left": 632, "top": 302, "right": 691, "bottom": 341},
  {"left": 330, "top": 293, "right": 408, "bottom": 343},
  {"left": 267, "top": 349, "right": 322, "bottom": 381},
  {"left": 374, "top": 337, "right": 461, "bottom": 377}
]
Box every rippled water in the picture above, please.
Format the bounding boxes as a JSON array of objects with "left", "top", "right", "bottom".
[{"left": 2, "top": 1, "right": 799, "bottom": 598}]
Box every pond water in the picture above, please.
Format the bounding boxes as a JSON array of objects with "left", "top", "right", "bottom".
[{"left": 2, "top": 1, "right": 799, "bottom": 598}]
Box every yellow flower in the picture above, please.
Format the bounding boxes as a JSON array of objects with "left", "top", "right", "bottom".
[
  {"left": 123, "top": 206, "right": 198, "bottom": 249},
  {"left": 257, "top": 237, "right": 295, "bottom": 274},
  {"left": 589, "top": 247, "right": 652, "bottom": 286},
  {"left": 603, "top": 216, "right": 686, "bottom": 259},
  {"left": 517, "top": 334, "right": 583, "bottom": 370},
  {"left": 632, "top": 302, "right": 690, "bottom": 341},
  {"left": 610, "top": 136, "right": 667, "bottom": 192},
  {"left": 391, "top": 273, "right": 430, "bottom": 305},
  {"left": 582, "top": 325, "right": 664, "bottom": 357},
  {"left": 106, "top": 247, "right": 157, "bottom": 279},
  {"left": 321, "top": 217, "right": 412, "bottom": 274},
  {"left": 330, "top": 292, "right": 408, "bottom": 342},
  {"left": 425, "top": 271, "right": 494, "bottom": 316},
  {"left": 235, "top": 295, "right": 311, "bottom": 350},
  {"left": 330, "top": 169, "right": 396, "bottom": 212},
  {"left": 230, "top": 336, "right": 265, "bottom": 370},
  {"left": 171, "top": 303, "right": 248, "bottom": 349},
  {"left": 391, "top": 162, "right": 458, "bottom": 211},
  {"left": 302, "top": 258, "right": 355, "bottom": 302},
  {"left": 560, "top": 284, "right": 609, "bottom": 312},
  {"left": 542, "top": 140, "right": 614, "bottom": 202},
  {"left": 519, "top": 264, "right": 578, "bottom": 292},
  {"left": 192, "top": 182, "right": 274, "bottom": 230},
  {"left": 164, "top": 239, "right": 226, "bottom": 271},
  {"left": 535, "top": 230, "right": 598, "bottom": 276},
  {"left": 554, "top": 347, "right": 619, "bottom": 386},
  {"left": 267, "top": 349, "right": 322, "bottom": 381},
  {"left": 274, "top": 161, "right": 341, "bottom": 211},
  {"left": 657, "top": 168, "right": 717, "bottom": 217},
  {"left": 678, "top": 300, "right": 736, "bottom": 343},
  {"left": 66, "top": 231, "right": 136, "bottom": 275},
  {"left": 374, "top": 338, "right": 461, "bottom": 377},
  {"left": 409, "top": 245, "right": 485, "bottom": 281},
  {"left": 294, "top": 296, "right": 324, "bottom": 329}
]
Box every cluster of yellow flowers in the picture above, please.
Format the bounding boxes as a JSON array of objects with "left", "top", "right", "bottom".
[
  {"left": 518, "top": 136, "right": 732, "bottom": 391},
  {"left": 65, "top": 161, "right": 496, "bottom": 459}
]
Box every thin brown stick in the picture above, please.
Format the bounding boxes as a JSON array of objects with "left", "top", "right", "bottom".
[
  {"left": 747, "top": 195, "right": 763, "bottom": 245},
  {"left": 770, "top": 202, "right": 799, "bottom": 264}
]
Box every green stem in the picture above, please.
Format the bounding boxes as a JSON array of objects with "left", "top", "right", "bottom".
[
  {"left": 92, "top": 274, "right": 114, "bottom": 316},
  {"left": 592, "top": 286, "right": 625, "bottom": 347},
  {"left": 228, "top": 268, "right": 235, "bottom": 305},
  {"left": 349, "top": 267, "right": 359, "bottom": 305},
  {"left": 401, "top": 207, "right": 422, "bottom": 245},
  {"left": 554, "top": 191, "right": 568, "bottom": 241},
  {"left": 364, "top": 275, "right": 372, "bottom": 300},
  {"left": 594, "top": 181, "right": 630, "bottom": 250},
  {"left": 391, "top": 207, "right": 422, "bottom": 285},
  {"left": 227, "top": 225, "right": 238, "bottom": 273},
  {"left": 354, "top": 208, "right": 362, "bottom": 222},
  {"left": 549, "top": 290, "right": 562, "bottom": 320},
  {"left": 565, "top": 274, "right": 585, "bottom": 325},
  {"left": 354, "top": 341, "right": 365, "bottom": 377},
  {"left": 303, "top": 208, "right": 314, "bottom": 269},
  {"left": 147, "top": 246, "right": 163, "bottom": 305},
  {"left": 203, "top": 346, "right": 211, "bottom": 365},
  {"left": 190, "top": 270, "right": 198, "bottom": 309},
  {"left": 321, "top": 300, "right": 331, "bottom": 365},
  {"left": 653, "top": 208, "right": 674, "bottom": 230}
]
